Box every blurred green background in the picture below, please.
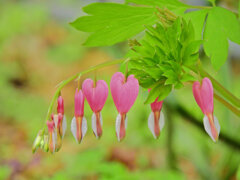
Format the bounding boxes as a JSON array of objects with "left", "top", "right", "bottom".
[{"left": 0, "top": 0, "right": 240, "bottom": 180}]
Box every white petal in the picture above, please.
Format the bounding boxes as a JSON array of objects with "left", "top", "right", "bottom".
[
  {"left": 92, "top": 112, "right": 102, "bottom": 139},
  {"left": 62, "top": 115, "right": 67, "bottom": 138},
  {"left": 82, "top": 116, "right": 88, "bottom": 139},
  {"left": 148, "top": 111, "right": 164, "bottom": 139},
  {"left": 148, "top": 112, "right": 156, "bottom": 139},
  {"left": 159, "top": 111, "right": 165, "bottom": 131},
  {"left": 115, "top": 114, "right": 128, "bottom": 142},
  {"left": 53, "top": 115, "right": 58, "bottom": 127},
  {"left": 115, "top": 114, "right": 121, "bottom": 142},
  {"left": 71, "top": 117, "right": 78, "bottom": 143},
  {"left": 203, "top": 115, "right": 220, "bottom": 142}
]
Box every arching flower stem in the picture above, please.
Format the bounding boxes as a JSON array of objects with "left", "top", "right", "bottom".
[
  {"left": 42, "top": 59, "right": 125, "bottom": 133},
  {"left": 42, "top": 58, "right": 240, "bottom": 134}
]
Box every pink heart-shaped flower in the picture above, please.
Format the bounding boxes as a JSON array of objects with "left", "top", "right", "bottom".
[
  {"left": 110, "top": 72, "right": 139, "bottom": 114},
  {"left": 192, "top": 77, "right": 213, "bottom": 115},
  {"left": 82, "top": 79, "right": 109, "bottom": 112}
]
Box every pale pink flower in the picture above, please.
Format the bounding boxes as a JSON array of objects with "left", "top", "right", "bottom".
[
  {"left": 56, "top": 96, "right": 67, "bottom": 138},
  {"left": 148, "top": 95, "right": 164, "bottom": 139},
  {"left": 71, "top": 89, "right": 87, "bottom": 143},
  {"left": 47, "top": 120, "right": 56, "bottom": 153},
  {"left": 82, "top": 79, "right": 108, "bottom": 139},
  {"left": 193, "top": 77, "right": 220, "bottom": 142},
  {"left": 110, "top": 72, "right": 139, "bottom": 141}
]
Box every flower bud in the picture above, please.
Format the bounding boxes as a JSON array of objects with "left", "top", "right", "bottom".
[{"left": 32, "top": 130, "right": 44, "bottom": 154}]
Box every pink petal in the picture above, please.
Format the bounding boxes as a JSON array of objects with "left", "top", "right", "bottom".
[
  {"left": 151, "top": 98, "right": 163, "bottom": 112},
  {"left": 192, "top": 77, "right": 213, "bottom": 114},
  {"left": 110, "top": 72, "right": 139, "bottom": 114},
  {"left": 82, "top": 79, "right": 108, "bottom": 112},
  {"left": 74, "top": 89, "right": 85, "bottom": 117},
  {"left": 201, "top": 78, "right": 214, "bottom": 114},
  {"left": 57, "top": 96, "right": 64, "bottom": 115}
]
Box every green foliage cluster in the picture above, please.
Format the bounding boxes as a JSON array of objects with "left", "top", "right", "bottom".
[
  {"left": 127, "top": 17, "right": 200, "bottom": 103},
  {"left": 71, "top": 0, "right": 240, "bottom": 104},
  {"left": 71, "top": 0, "right": 240, "bottom": 71}
]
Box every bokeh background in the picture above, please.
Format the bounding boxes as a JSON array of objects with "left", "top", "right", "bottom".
[{"left": 0, "top": 0, "right": 240, "bottom": 179}]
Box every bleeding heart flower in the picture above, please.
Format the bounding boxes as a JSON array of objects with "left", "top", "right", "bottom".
[
  {"left": 148, "top": 93, "right": 164, "bottom": 139},
  {"left": 193, "top": 77, "right": 220, "bottom": 142},
  {"left": 110, "top": 72, "right": 139, "bottom": 141},
  {"left": 52, "top": 114, "right": 62, "bottom": 152},
  {"left": 47, "top": 120, "right": 56, "bottom": 154},
  {"left": 82, "top": 79, "right": 108, "bottom": 139},
  {"left": 71, "top": 89, "right": 87, "bottom": 143},
  {"left": 57, "top": 96, "right": 67, "bottom": 138}
]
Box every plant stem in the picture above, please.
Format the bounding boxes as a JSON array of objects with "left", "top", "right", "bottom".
[
  {"left": 214, "top": 93, "right": 240, "bottom": 117},
  {"left": 43, "top": 59, "right": 124, "bottom": 132},
  {"left": 189, "top": 66, "right": 240, "bottom": 109},
  {"left": 166, "top": 102, "right": 240, "bottom": 150},
  {"left": 189, "top": 5, "right": 212, "bottom": 9}
]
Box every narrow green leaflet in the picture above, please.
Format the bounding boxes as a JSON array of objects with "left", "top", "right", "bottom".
[
  {"left": 144, "top": 82, "right": 172, "bottom": 104},
  {"left": 208, "top": 0, "right": 216, "bottom": 6},
  {"left": 183, "top": 10, "right": 208, "bottom": 40},
  {"left": 71, "top": 3, "right": 157, "bottom": 46},
  {"left": 203, "top": 7, "right": 240, "bottom": 70}
]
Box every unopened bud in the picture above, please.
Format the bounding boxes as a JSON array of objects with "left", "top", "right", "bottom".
[
  {"left": 32, "top": 130, "right": 44, "bottom": 154},
  {"left": 43, "top": 135, "right": 49, "bottom": 152}
]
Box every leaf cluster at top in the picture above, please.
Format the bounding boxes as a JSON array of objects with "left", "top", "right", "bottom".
[
  {"left": 71, "top": 0, "right": 240, "bottom": 70},
  {"left": 127, "top": 18, "right": 200, "bottom": 103}
]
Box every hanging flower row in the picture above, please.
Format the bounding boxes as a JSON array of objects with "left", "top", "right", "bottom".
[{"left": 32, "top": 71, "right": 220, "bottom": 154}]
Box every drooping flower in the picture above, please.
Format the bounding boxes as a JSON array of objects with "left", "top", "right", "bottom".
[
  {"left": 82, "top": 79, "right": 108, "bottom": 139},
  {"left": 148, "top": 95, "right": 164, "bottom": 139},
  {"left": 71, "top": 89, "right": 87, "bottom": 143},
  {"left": 57, "top": 96, "right": 67, "bottom": 138},
  {"left": 52, "top": 114, "right": 62, "bottom": 151},
  {"left": 47, "top": 120, "right": 56, "bottom": 153},
  {"left": 193, "top": 77, "right": 220, "bottom": 142},
  {"left": 110, "top": 72, "right": 139, "bottom": 141}
]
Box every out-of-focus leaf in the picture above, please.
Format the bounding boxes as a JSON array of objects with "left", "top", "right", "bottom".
[
  {"left": 203, "top": 7, "right": 240, "bottom": 70},
  {"left": 71, "top": 3, "right": 157, "bottom": 46}
]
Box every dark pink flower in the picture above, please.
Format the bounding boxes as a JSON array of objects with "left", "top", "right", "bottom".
[
  {"left": 82, "top": 79, "right": 108, "bottom": 139},
  {"left": 110, "top": 72, "right": 139, "bottom": 141},
  {"left": 193, "top": 77, "right": 220, "bottom": 142}
]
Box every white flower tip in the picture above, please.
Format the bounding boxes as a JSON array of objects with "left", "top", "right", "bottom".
[
  {"left": 71, "top": 116, "right": 88, "bottom": 143},
  {"left": 92, "top": 112, "right": 103, "bottom": 139},
  {"left": 115, "top": 114, "right": 127, "bottom": 142},
  {"left": 203, "top": 114, "right": 220, "bottom": 142},
  {"left": 148, "top": 111, "right": 164, "bottom": 139}
]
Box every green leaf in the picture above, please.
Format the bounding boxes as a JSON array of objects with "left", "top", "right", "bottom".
[
  {"left": 203, "top": 7, "right": 240, "bottom": 70},
  {"left": 145, "top": 82, "right": 172, "bottom": 104},
  {"left": 182, "top": 40, "right": 202, "bottom": 65},
  {"left": 71, "top": 3, "right": 157, "bottom": 46},
  {"left": 183, "top": 10, "right": 208, "bottom": 40},
  {"left": 180, "top": 73, "right": 196, "bottom": 82}
]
